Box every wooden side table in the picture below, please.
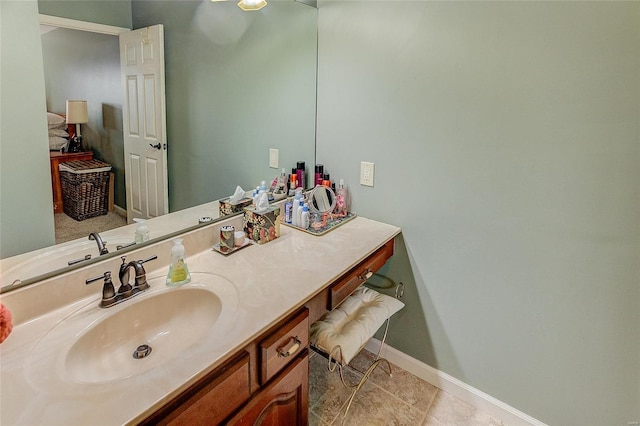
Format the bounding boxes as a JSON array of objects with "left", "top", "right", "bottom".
[{"left": 50, "top": 151, "right": 93, "bottom": 213}]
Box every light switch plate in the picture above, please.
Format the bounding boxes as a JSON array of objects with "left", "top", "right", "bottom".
[
  {"left": 269, "top": 148, "right": 278, "bottom": 169},
  {"left": 360, "top": 161, "right": 374, "bottom": 187}
]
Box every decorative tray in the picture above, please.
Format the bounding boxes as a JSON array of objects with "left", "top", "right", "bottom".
[
  {"left": 282, "top": 212, "right": 357, "bottom": 236},
  {"left": 212, "top": 238, "right": 253, "bottom": 255}
]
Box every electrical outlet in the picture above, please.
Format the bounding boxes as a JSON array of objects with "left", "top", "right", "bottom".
[
  {"left": 360, "top": 161, "right": 375, "bottom": 187},
  {"left": 269, "top": 148, "right": 278, "bottom": 169}
]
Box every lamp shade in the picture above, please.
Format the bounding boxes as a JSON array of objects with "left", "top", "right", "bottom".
[{"left": 66, "top": 100, "right": 88, "bottom": 124}]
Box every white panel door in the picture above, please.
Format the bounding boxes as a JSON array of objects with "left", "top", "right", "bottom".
[{"left": 119, "top": 24, "right": 168, "bottom": 223}]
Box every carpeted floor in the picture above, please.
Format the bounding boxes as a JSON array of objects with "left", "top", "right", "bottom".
[{"left": 54, "top": 212, "right": 127, "bottom": 244}]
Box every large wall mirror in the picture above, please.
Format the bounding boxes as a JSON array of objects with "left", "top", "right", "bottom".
[{"left": 0, "top": 0, "right": 317, "bottom": 292}]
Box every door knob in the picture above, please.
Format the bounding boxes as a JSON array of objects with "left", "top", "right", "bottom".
[{"left": 149, "top": 143, "right": 161, "bottom": 150}]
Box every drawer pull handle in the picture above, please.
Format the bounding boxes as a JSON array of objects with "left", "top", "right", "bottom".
[
  {"left": 359, "top": 269, "right": 374, "bottom": 281},
  {"left": 278, "top": 337, "right": 301, "bottom": 358}
]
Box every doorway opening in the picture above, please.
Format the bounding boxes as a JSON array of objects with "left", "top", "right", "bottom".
[{"left": 40, "top": 15, "right": 128, "bottom": 243}]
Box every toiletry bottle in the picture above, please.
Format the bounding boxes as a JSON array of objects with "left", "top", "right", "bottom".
[
  {"left": 300, "top": 205, "right": 310, "bottom": 229},
  {"left": 296, "top": 161, "right": 306, "bottom": 189},
  {"left": 335, "top": 179, "right": 350, "bottom": 216},
  {"left": 166, "top": 238, "right": 191, "bottom": 286},
  {"left": 133, "top": 218, "right": 149, "bottom": 243},
  {"left": 289, "top": 168, "right": 297, "bottom": 195},
  {"left": 278, "top": 168, "right": 287, "bottom": 192},
  {"left": 292, "top": 194, "right": 301, "bottom": 226},
  {"left": 285, "top": 199, "right": 293, "bottom": 224},
  {"left": 295, "top": 200, "right": 305, "bottom": 228},
  {"left": 315, "top": 164, "right": 324, "bottom": 187}
]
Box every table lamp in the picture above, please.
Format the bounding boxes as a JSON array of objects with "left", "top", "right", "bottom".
[{"left": 65, "top": 100, "right": 88, "bottom": 153}]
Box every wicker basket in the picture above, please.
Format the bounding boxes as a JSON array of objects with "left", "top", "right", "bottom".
[{"left": 59, "top": 159, "right": 112, "bottom": 221}]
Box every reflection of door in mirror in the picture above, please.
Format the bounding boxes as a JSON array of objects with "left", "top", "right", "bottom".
[
  {"left": 119, "top": 24, "right": 169, "bottom": 224},
  {"left": 40, "top": 20, "right": 168, "bottom": 243}
]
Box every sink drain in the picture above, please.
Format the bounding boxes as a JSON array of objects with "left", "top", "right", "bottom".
[{"left": 133, "top": 344, "right": 152, "bottom": 359}]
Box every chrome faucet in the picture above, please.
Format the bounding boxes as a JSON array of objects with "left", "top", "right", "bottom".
[
  {"left": 86, "top": 255, "right": 157, "bottom": 308},
  {"left": 88, "top": 232, "right": 109, "bottom": 256}
]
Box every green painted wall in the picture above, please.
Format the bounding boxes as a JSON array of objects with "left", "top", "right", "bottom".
[
  {"left": 316, "top": 1, "right": 640, "bottom": 424},
  {"left": 41, "top": 28, "right": 126, "bottom": 209},
  {"left": 131, "top": 0, "right": 317, "bottom": 211},
  {"left": 0, "top": 0, "right": 56, "bottom": 258},
  {"left": 38, "top": 0, "right": 131, "bottom": 28}
]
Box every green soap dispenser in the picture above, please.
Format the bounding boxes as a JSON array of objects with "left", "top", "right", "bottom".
[{"left": 166, "top": 238, "right": 191, "bottom": 286}]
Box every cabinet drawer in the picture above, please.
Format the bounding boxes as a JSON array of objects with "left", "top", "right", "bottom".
[
  {"left": 142, "top": 351, "right": 251, "bottom": 426},
  {"left": 329, "top": 239, "right": 394, "bottom": 310},
  {"left": 259, "top": 308, "right": 309, "bottom": 385}
]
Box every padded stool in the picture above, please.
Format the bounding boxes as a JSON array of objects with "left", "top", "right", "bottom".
[{"left": 310, "top": 284, "right": 404, "bottom": 423}]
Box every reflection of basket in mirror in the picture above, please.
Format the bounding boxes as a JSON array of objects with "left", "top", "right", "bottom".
[{"left": 59, "top": 159, "right": 112, "bottom": 221}]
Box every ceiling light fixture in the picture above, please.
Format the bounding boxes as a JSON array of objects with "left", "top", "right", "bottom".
[{"left": 237, "top": 0, "right": 267, "bottom": 11}]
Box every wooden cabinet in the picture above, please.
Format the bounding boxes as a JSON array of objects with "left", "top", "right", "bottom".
[
  {"left": 226, "top": 352, "right": 309, "bottom": 426},
  {"left": 142, "top": 239, "right": 394, "bottom": 426},
  {"left": 305, "top": 239, "right": 394, "bottom": 324},
  {"left": 329, "top": 239, "right": 394, "bottom": 310},
  {"left": 49, "top": 151, "right": 93, "bottom": 213},
  {"left": 142, "top": 309, "right": 309, "bottom": 426},
  {"left": 140, "top": 352, "right": 251, "bottom": 426},
  {"left": 259, "top": 309, "right": 309, "bottom": 385}
]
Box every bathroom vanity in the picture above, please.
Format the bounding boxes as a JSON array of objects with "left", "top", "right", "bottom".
[
  {"left": 140, "top": 239, "right": 394, "bottom": 425},
  {"left": 0, "top": 215, "right": 400, "bottom": 425}
]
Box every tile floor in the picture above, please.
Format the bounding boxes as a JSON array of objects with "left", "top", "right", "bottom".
[{"left": 308, "top": 349, "right": 505, "bottom": 426}]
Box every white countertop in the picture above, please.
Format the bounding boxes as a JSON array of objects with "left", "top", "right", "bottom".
[{"left": 0, "top": 216, "right": 400, "bottom": 425}]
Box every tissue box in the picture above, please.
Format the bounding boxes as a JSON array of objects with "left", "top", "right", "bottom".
[
  {"left": 219, "top": 197, "right": 252, "bottom": 217},
  {"left": 243, "top": 205, "right": 281, "bottom": 244}
]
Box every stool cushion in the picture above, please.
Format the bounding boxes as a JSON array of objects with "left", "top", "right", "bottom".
[{"left": 310, "top": 286, "right": 404, "bottom": 365}]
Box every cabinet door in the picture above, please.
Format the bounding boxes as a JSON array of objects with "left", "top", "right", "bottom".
[
  {"left": 227, "top": 351, "right": 309, "bottom": 426},
  {"left": 140, "top": 352, "right": 251, "bottom": 426}
]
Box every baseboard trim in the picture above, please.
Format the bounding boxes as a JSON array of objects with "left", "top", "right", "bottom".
[
  {"left": 364, "top": 339, "right": 546, "bottom": 426},
  {"left": 113, "top": 205, "right": 126, "bottom": 218}
]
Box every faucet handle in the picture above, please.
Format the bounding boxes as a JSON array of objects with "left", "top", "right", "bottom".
[
  {"left": 116, "top": 242, "right": 136, "bottom": 251},
  {"left": 86, "top": 271, "right": 116, "bottom": 308},
  {"left": 139, "top": 255, "right": 158, "bottom": 266}
]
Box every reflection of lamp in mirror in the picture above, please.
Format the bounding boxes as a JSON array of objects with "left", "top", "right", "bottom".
[{"left": 65, "top": 100, "right": 88, "bottom": 153}]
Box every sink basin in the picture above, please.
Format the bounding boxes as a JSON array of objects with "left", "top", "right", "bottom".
[
  {"left": 25, "top": 273, "right": 239, "bottom": 392},
  {"left": 66, "top": 287, "right": 221, "bottom": 383}
]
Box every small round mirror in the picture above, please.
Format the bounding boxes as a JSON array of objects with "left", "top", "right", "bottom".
[{"left": 309, "top": 185, "right": 336, "bottom": 214}]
